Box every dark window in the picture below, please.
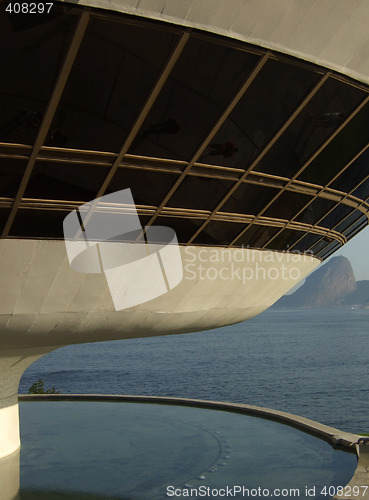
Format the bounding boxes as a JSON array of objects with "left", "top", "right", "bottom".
[
  {"left": 0, "top": 158, "right": 27, "bottom": 197},
  {"left": 264, "top": 228, "right": 305, "bottom": 251},
  {"left": 203, "top": 58, "right": 321, "bottom": 169},
  {"left": 194, "top": 220, "right": 247, "bottom": 246},
  {"left": 298, "top": 99, "right": 369, "bottom": 185},
  {"left": 318, "top": 204, "right": 353, "bottom": 229},
  {"left": 0, "top": 4, "right": 78, "bottom": 145},
  {"left": 343, "top": 215, "right": 367, "bottom": 239},
  {"left": 130, "top": 38, "right": 260, "bottom": 161},
  {"left": 330, "top": 147, "right": 369, "bottom": 194},
  {"left": 263, "top": 191, "right": 311, "bottom": 220},
  {"left": 9, "top": 209, "right": 68, "bottom": 238},
  {"left": 254, "top": 78, "right": 366, "bottom": 177},
  {"left": 108, "top": 168, "right": 179, "bottom": 207},
  {"left": 291, "top": 233, "right": 322, "bottom": 253},
  {"left": 23, "top": 161, "right": 108, "bottom": 201},
  {"left": 222, "top": 184, "right": 278, "bottom": 215},
  {"left": 0, "top": 208, "right": 11, "bottom": 234},
  {"left": 335, "top": 209, "right": 365, "bottom": 234},
  {"left": 232, "top": 224, "right": 281, "bottom": 248},
  {"left": 168, "top": 176, "right": 234, "bottom": 211},
  {"left": 317, "top": 240, "right": 341, "bottom": 259},
  {"left": 309, "top": 237, "right": 332, "bottom": 255},
  {"left": 155, "top": 216, "right": 203, "bottom": 243},
  {"left": 296, "top": 197, "right": 337, "bottom": 226},
  {"left": 352, "top": 177, "right": 369, "bottom": 200},
  {"left": 50, "top": 17, "right": 178, "bottom": 152}
]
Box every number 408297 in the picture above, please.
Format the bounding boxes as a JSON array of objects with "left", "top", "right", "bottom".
[{"left": 5, "top": 3, "right": 53, "bottom": 14}]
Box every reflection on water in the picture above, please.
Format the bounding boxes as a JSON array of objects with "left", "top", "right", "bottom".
[{"left": 12, "top": 401, "right": 357, "bottom": 500}]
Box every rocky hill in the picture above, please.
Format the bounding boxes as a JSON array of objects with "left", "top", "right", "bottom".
[{"left": 274, "top": 256, "right": 361, "bottom": 308}]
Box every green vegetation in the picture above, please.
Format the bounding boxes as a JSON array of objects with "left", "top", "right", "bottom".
[{"left": 28, "top": 379, "right": 60, "bottom": 394}]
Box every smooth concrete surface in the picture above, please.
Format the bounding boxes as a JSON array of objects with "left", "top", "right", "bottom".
[
  {"left": 0, "top": 347, "right": 57, "bottom": 457},
  {"left": 65, "top": 0, "right": 369, "bottom": 86},
  {"left": 0, "top": 239, "right": 319, "bottom": 349}
]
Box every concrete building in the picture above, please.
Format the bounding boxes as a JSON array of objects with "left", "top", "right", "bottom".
[{"left": 1, "top": 0, "right": 369, "bottom": 460}]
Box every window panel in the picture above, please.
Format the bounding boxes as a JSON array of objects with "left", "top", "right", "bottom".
[
  {"left": 9, "top": 209, "right": 68, "bottom": 238},
  {"left": 222, "top": 184, "right": 278, "bottom": 216},
  {"left": 24, "top": 161, "right": 109, "bottom": 201},
  {"left": 343, "top": 215, "right": 368, "bottom": 239},
  {"left": 296, "top": 197, "right": 337, "bottom": 226},
  {"left": 254, "top": 78, "right": 365, "bottom": 177},
  {"left": 50, "top": 17, "right": 178, "bottom": 152},
  {"left": 0, "top": 4, "right": 78, "bottom": 145},
  {"left": 233, "top": 224, "right": 281, "bottom": 248},
  {"left": 335, "top": 209, "right": 365, "bottom": 234},
  {"left": 330, "top": 148, "right": 369, "bottom": 194},
  {"left": 155, "top": 216, "right": 203, "bottom": 244},
  {"left": 352, "top": 177, "right": 369, "bottom": 200},
  {"left": 309, "top": 237, "right": 333, "bottom": 255},
  {"left": 298, "top": 100, "right": 369, "bottom": 185},
  {"left": 109, "top": 168, "right": 179, "bottom": 207},
  {"left": 0, "top": 208, "right": 11, "bottom": 234},
  {"left": 318, "top": 204, "right": 353, "bottom": 229},
  {"left": 194, "top": 221, "right": 247, "bottom": 246},
  {"left": 0, "top": 158, "right": 27, "bottom": 197},
  {"left": 202, "top": 59, "right": 321, "bottom": 169},
  {"left": 263, "top": 191, "right": 311, "bottom": 220},
  {"left": 264, "top": 228, "right": 305, "bottom": 251},
  {"left": 130, "top": 38, "right": 260, "bottom": 161},
  {"left": 317, "top": 240, "right": 341, "bottom": 259},
  {"left": 168, "top": 176, "right": 234, "bottom": 211},
  {"left": 291, "top": 233, "right": 322, "bottom": 253}
]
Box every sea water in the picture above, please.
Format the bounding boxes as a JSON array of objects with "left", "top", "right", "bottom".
[{"left": 19, "top": 308, "right": 369, "bottom": 433}]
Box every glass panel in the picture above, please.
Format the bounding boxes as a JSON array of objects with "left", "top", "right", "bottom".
[
  {"left": 335, "top": 209, "right": 365, "bottom": 234},
  {"left": 309, "top": 237, "right": 331, "bottom": 255},
  {"left": 298, "top": 100, "right": 369, "bottom": 185},
  {"left": 154, "top": 216, "right": 202, "bottom": 243},
  {"left": 194, "top": 220, "right": 247, "bottom": 245},
  {"left": 0, "top": 4, "right": 78, "bottom": 145},
  {"left": 222, "top": 184, "right": 278, "bottom": 215},
  {"left": 0, "top": 158, "right": 27, "bottom": 197},
  {"left": 0, "top": 208, "right": 11, "bottom": 234},
  {"left": 50, "top": 17, "right": 178, "bottom": 152},
  {"left": 168, "top": 176, "right": 233, "bottom": 211},
  {"left": 202, "top": 59, "right": 321, "bottom": 169},
  {"left": 330, "top": 147, "right": 369, "bottom": 193},
  {"left": 343, "top": 215, "right": 367, "bottom": 239},
  {"left": 265, "top": 228, "right": 305, "bottom": 251},
  {"left": 130, "top": 38, "right": 260, "bottom": 161},
  {"left": 318, "top": 204, "right": 353, "bottom": 229},
  {"left": 254, "top": 78, "right": 366, "bottom": 177},
  {"left": 296, "top": 197, "right": 337, "bottom": 226},
  {"left": 263, "top": 191, "right": 311, "bottom": 220},
  {"left": 233, "top": 224, "right": 281, "bottom": 248},
  {"left": 109, "top": 168, "right": 179, "bottom": 207},
  {"left": 291, "top": 233, "right": 322, "bottom": 253},
  {"left": 9, "top": 209, "right": 68, "bottom": 237},
  {"left": 24, "top": 161, "right": 109, "bottom": 201},
  {"left": 352, "top": 176, "right": 369, "bottom": 200},
  {"left": 317, "top": 240, "right": 341, "bottom": 259}
]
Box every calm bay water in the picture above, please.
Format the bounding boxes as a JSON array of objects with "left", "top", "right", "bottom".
[{"left": 19, "top": 308, "right": 369, "bottom": 433}]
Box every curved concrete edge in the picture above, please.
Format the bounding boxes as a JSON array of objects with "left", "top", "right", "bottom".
[{"left": 18, "top": 393, "right": 361, "bottom": 449}]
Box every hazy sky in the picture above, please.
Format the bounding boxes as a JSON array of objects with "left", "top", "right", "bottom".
[{"left": 328, "top": 225, "right": 369, "bottom": 281}]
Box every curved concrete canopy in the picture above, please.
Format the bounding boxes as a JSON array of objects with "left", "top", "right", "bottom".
[{"left": 62, "top": 0, "right": 369, "bottom": 85}]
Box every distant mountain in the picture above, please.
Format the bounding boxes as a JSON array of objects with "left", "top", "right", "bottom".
[{"left": 274, "top": 256, "right": 359, "bottom": 308}]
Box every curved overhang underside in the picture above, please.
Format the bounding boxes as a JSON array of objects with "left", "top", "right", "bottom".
[{"left": 61, "top": 0, "right": 369, "bottom": 86}]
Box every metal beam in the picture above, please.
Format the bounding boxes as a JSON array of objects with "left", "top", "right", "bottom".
[{"left": 1, "top": 10, "right": 90, "bottom": 238}]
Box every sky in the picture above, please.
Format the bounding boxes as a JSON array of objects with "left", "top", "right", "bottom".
[{"left": 331, "top": 225, "right": 369, "bottom": 281}]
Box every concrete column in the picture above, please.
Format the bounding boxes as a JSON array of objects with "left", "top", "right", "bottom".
[{"left": 0, "top": 347, "right": 56, "bottom": 458}]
